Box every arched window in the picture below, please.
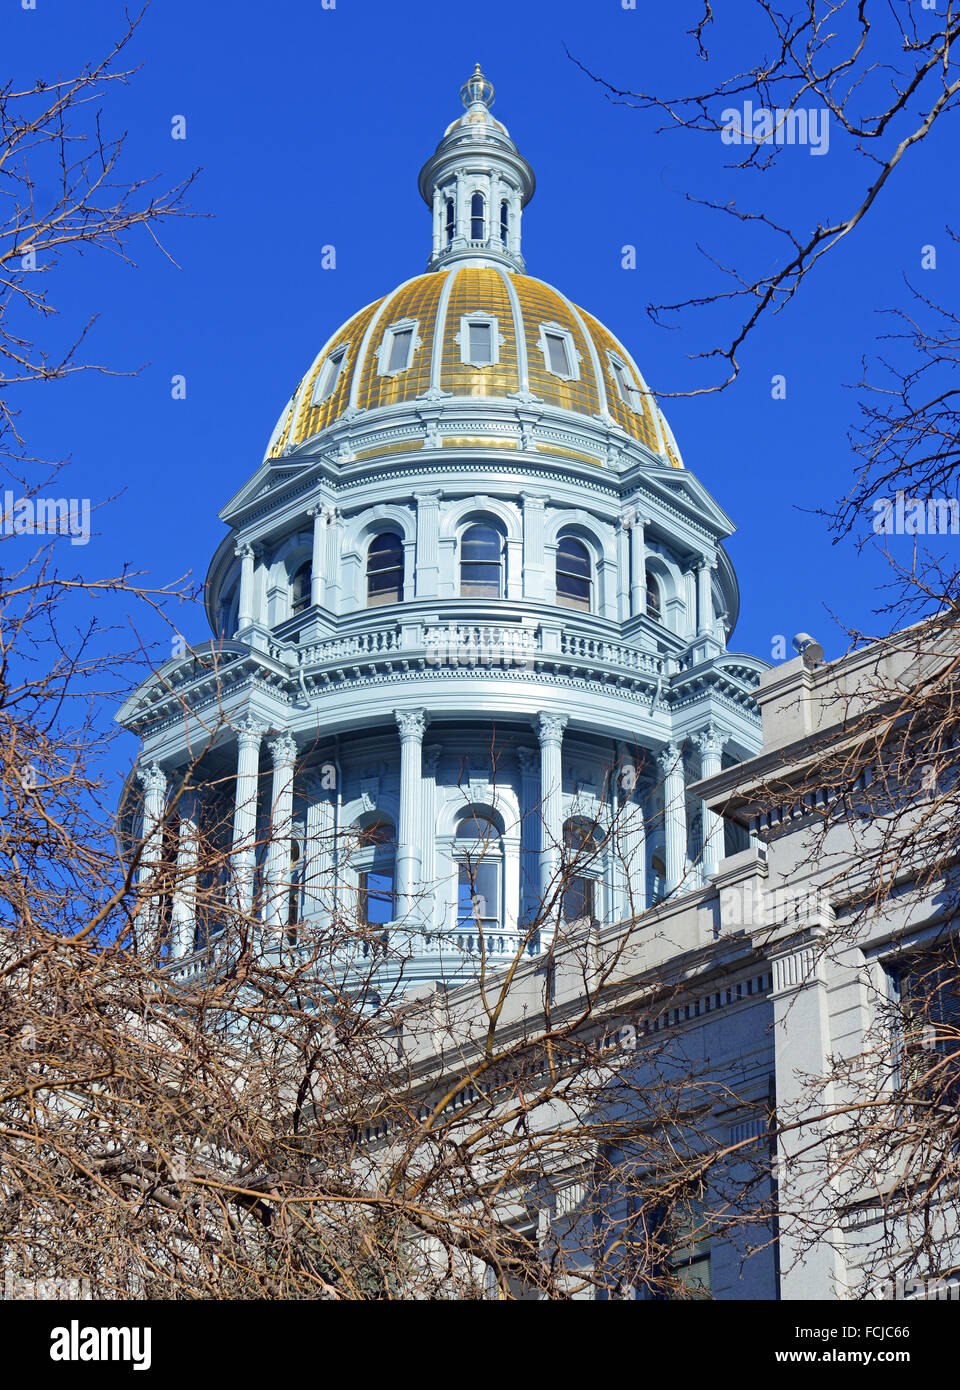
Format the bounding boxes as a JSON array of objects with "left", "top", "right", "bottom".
[
  {"left": 455, "top": 812, "right": 501, "bottom": 933},
  {"left": 445, "top": 196, "right": 455, "bottom": 245},
  {"left": 366, "top": 532, "right": 404, "bottom": 607},
  {"left": 562, "top": 818, "right": 600, "bottom": 923},
  {"left": 645, "top": 570, "right": 662, "bottom": 622},
  {"left": 356, "top": 820, "right": 395, "bottom": 926},
  {"left": 290, "top": 561, "right": 312, "bottom": 616},
  {"left": 500, "top": 200, "right": 509, "bottom": 245},
  {"left": 460, "top": 523, "right": 503, "bottom": 598},
  {"left": 471, "top": 192, "right": 485, "bottom": 241},
  {"left": 556, "top": 535, "right": 592, "bottom": 612}
]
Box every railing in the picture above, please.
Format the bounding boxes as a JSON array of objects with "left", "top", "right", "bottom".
[
  {"left": 294, "top": 618, "right": 669, "bottom": 684},
  {"left": 560, "top": 631, "right": 666, "bottom": 675}
]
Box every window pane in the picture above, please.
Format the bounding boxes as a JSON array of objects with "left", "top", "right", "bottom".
[
  {"left": 500, "top": 200, "right": 509, "bottom": 243},
  {"left": 316, "top": 349, "right": 345, "bottom": 402},
  {"left": 458, "top": 861, "right": 499, "bottom": 926},
  {"left": 461, "top": 524, "right": 500, "bottom": 562},
  {"left": 460, "top": 564, "right": 500, "bottom": 598},
  {"left": 546, "top": 333, "right": 571, "bottom": 376},
  {"left": 456, "top": 814, "right": 498, "bottom": 841},
  {"left": 558, "top": 537, "right": 590, "bottom": 578},
  {"left": 360, "top": 869, "right": 394, "bottom": 925},
  {"left": 445, "top": 198, "right": 455, "bottom": 243},
  {"left": 646, "top": 572, "right": 662, "bottom": 619},
  {"left": 291, "top": 562, "right": 312, "bottom": 614},
  {"left": 367, "top": 568, "right": 403, "bottom": 605},
  {"left": 388, "top": 328, "right": 413, "bottom": 372},
  {"left": 469, "top": 321, "right": 493, "bottom": 364},
  {"left": 368, "top": 532, "right": 404, "bottom": 571},
  {"left": 562, "top": 876, "right": 595, "bottom": 922},
  {"left": 471, "top": 192, "right": 485, "bottom": 240}
]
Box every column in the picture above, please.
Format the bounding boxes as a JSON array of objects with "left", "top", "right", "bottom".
[
  {"left": 629, "top": 513, "right": 647, "bottom": 617},
  {"left": 517, "top": 747, "right": 541, "bottom": 925},
  {"left": 489, "top": 172, "right": 500, "bottom": 249},
  {"left": 770, "top": 934, "right": 846, "bottom": 1298},
  {"left": 508, "top": 192, "right": 522, "bottom": 260},
  {"left": 135, "top": 762, "right": 167, "bottom": 934},
  {"left": 324, "top": 507, "right": 343, "bottom": 613},
  {"left": 230, "top": 717, "right": 264, "bottom": 915},
  {"left": 697, "top": 557, "right": 715, "bottom": 636},
  {"left": 301, "top": 768, "right": 335, "bottom": 922},
  {"left": 264, "top": 732, "right": 297, "bottom": 931},
  {"left": 619, "top": 783, "right": 646, "bottom": 917},
  {"left": 695, "top": 723, "right": 726, "bottom": 880},
  {"left": 616, "top": 517, "right": 630, "bottom": 621},
  {"left": 414, "top": 492, "right": 441, "bottom": 599},
  {"left": 236, "top": 542, "right": 257, "bottom": 628},
  {"left": 420, "top": 745, "right": 442, "bottom": 939},
  {"left": 455, "top": 173, "right": 467, "bottom": 241},
  {"left": 521, "top": 493, "right": 546, "bottom": 601},
  {"left": 308, "top": 505, "right": 327, "bottom": 608},
  {"left": 658, "top": 743, "right": 687, "bottom": 895},
  {"left": 537, "top": 713, "right": 568, "bottom": 901},
  {"left": 395, "top": 708, "right": 427, "bottom": 919},
  {"left": 431, "top": 188, "right": 442, "bottom": 258},
  {"left": 169, "top": 787, "right": 201, "bottom": 959}
]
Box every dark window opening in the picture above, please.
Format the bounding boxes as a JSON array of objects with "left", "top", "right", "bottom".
[
  {"left": 471, "top": 192, "right": 485, "bottom": 241},
  {"left": 556, "top": 535, "right": 591, "bottom": 612},
  {"left": 290, "top": 561, "right": 312, "bottom": 616},
  {"left": 367, "top": 532, "right": 404, "bottom": 607},
  {"left": 460, "top": 523, "right": 503, "bottom": 598}
]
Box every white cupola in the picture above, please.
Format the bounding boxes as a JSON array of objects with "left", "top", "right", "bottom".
[{"left": 417, "top": 64, "right": 536, "bottom": 273}]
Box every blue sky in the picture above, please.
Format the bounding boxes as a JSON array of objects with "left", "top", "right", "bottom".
[{"left": 5, "top": 0, "right": 956, "bottom": 738}]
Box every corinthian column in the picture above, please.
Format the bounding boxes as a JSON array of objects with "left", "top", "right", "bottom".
[
  {"left": 231, "top": 717, "right": 265, "bottom": 915},
  {"left": 695, "top": 724, "right": 727, "bottom": 880},
  {"left": 696, "top": 557, "right": 715, "bottom": 636},
  {"left": 236, "top": 542, "right": 257, "bottom": 629},
  {"left": 395, "top": 708, "right": 427, "bottom": 919},
  {"left": 308, "top": 505, "right": 328, "bottom": 608},
  {"left": 658, "top": 743, "right": 687, "bottom": 895},
  {"left": 169, "top": 788, "right": 201, "bottom": 959},
  {"left": 264, "top": 732, "right": 297, "bottom": 931},
  {"left": 135, "top": 762, "right": 167, "bottom": 936},
  {"left": 537, "top": 713, "right": 568, "bottom": 900},
  {"left": 629, "top": 513, "right": 647, "bottom": 617}
]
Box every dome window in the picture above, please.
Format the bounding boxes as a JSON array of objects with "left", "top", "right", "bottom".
[
  {"left": 470, "top": 192, "right": 486, "bottom": 242},
  {"left": 556, "top": 535, "right": 592, "bottom": 612},
  {"left": 645, "top": 570, "right": 662, "bottom": 622},
  {"left": 445, "top": 196, "right": 456, "bottom": 245},
  {"left": 376, "top": 318, "right": 420, "bottom": 377},
  {"left": 537, "top": 323, "right": 580, "bottom": 382},
  {"left": 290, "top": 560, "right": 312, "bottom": 616},
  {"left": 459, "top": 523, "right": 503, "bottom": 599},
  {"left": 367, "top": 532, "right": 404, "bottom": 607},
  {"left": 458, "top": 313, "right": 500, "bottom": 368},
  {"left": 499, "top": 200, "right": 509, "bottom": 245},
  {"left": 609, "top": 353, "right": 641, "bottom": 413},
  {"left": 311, "top": 345, "right": 347, "bottom": 405}
]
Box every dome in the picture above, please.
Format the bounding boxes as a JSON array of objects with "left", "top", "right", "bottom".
[{"left": 265, "top": 266, "right": 683, "bottom": 467}]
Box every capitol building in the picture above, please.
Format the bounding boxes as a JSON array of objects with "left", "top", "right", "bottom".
[
  {"left": 119, "top": 65, "right": 764, "bottom": 995},
  {"left": 115, "top": 69, "right": 954, "bottom": 1302}
]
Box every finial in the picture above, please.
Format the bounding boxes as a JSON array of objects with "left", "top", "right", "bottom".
[{"left": 460, "top": 63, "right": 494, "bottom": 110}]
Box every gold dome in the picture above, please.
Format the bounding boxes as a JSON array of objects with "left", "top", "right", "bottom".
[{"left": 266, "top": 266, "right": 682, "bottom": 467}]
